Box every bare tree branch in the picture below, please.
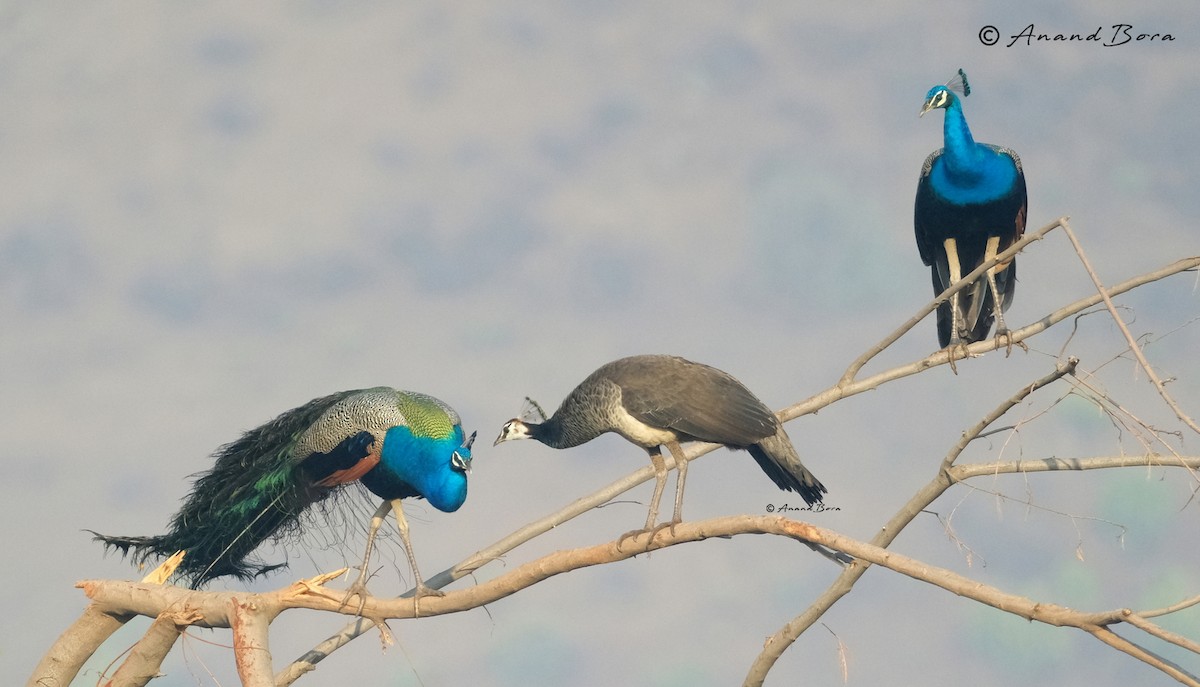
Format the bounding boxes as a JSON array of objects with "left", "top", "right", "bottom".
[
  {"left": 30, "top": 242, "right": 1199, "bottom": 687},
  {"left": 951, "top": 454, "right": 1200, "bottom": 480},
  {"left": 1090, "top": 627, "right": 1200, "bottom": 687},
  {"left": 102, "top": 610, "right": 199, "bottom": 687},
  {"left": 277, "top": 253, "right": 1199, "bottom": 685},
  {"left": 744, "top": 359, "right": 1080, "bottom": 685},
  {"left": 1124, "top": 612, "right": 1200, "bottom": 655},
  {"left": 232, "top": 597, "right": 277, "bottom": 687},
  {"left": 839, "top": 216, "right": 1065, "bottom": 386},
  {"left": 75, "top": 515, "right": 1200, "bottom": 686},
  {"left": 26, "top": 604, "right": 131, "bottom": 687},
  {"left": 1059, "top": 219, "right": 1200, "bottom": 436}
]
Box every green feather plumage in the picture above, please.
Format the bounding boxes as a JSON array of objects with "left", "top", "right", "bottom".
[{"left": 92, "top": 388, "right": 438, "bottom": 587}]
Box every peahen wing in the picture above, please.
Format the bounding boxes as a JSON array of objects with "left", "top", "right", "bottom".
[{"left": 609, "top": 356, "right": 778, "bottom": 446}]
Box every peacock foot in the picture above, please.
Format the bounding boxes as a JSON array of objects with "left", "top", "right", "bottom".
[
  {"left": 339, "top": 569, "right": 376, "bottom": 616},
  {"left": 945, "top": 338, "right": 970, "bottom": 375},
  {"left": 410, "top": 583, "right": 445, "bottom": 617},
  {"left": 993, "top": 328, "right": 1026, "bottom": 357}
]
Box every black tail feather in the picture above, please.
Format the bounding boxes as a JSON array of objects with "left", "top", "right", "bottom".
[{"left": 91, "top": 390, "right": 358, "bottom": 587}]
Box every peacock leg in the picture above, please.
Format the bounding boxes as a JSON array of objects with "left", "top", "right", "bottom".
[
  {"left": 982, "top": 236, "right": 1022, "bottom": 356},
  {"left": 943, "top": 238, "right": 968, "bottom": 373},
  {"left": 617, "top": 446, "right": 668, "bottom": 550},
  {"left": 391, "top": 498, "right": 444, "bottom": 617},
  {"left": 340, "top": 499, "right": 393, "bottom": 613}
]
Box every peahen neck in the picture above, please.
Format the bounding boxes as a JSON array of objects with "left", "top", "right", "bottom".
[{"left": 529, "top": 415, "right": 594, "bottom": 450}]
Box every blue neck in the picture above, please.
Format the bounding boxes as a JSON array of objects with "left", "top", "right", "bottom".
[
  {"left": 931, "top": 96, "right": 1018, "bottom": 203},
  {"left": 378, "top": 426, "right": 469, "bottom": 512},
  {"left": 941, "top": 98, "right": 982, "bottom": 178}
]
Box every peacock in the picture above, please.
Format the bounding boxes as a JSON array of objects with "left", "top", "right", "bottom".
[
  {"left": 493, "top": 354, "right": 826, "bottom": 533},
  {"left": 93, "top": 387, "right": 476, "bottom": 600},
  {"left": 915, "top": 69, "right": 1027, "bottom": 353}
]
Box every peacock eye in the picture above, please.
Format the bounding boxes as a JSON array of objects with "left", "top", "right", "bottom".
[{"left": 452, "top": 450, "right": 471, "bottom": 472}]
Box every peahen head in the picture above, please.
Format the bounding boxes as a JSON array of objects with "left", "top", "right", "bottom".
[
  {"left": 920, "top": 68, "right": 970, "bottom": 117},
  {"left": 494, "top": 418, "right": 534, "bottom": 446},
  {"left": 493, "top": 396, "right": 549, "bottom": 446}
]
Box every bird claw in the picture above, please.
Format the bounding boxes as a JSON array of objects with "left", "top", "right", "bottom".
[
  {"left": 945, "top": 339, "right": 969, "bottom": 374},
  {"left": 993, "top": 328, "right": 1026, "bottom": 357},
  {"left": 615, "top": 519, "right": 681, "bottom": 552},
  {"left": 413, "top": 583, "right": 445, "bottom": 599},
  {"left": 648, "top": 519, "right": 681, "bottom": 542},
  {"left": 409, "top": 583, "right": 445, "bottom": 618},
  {"left": 616, "top": 528, "right": 650, "bottom": 551},
  {"left": 339, "top": 577, "right": 373, "bottom": 616}
]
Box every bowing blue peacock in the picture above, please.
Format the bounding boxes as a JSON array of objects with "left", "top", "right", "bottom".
[
  {"left": 93, "top": 387, "right": 476, "bottom": 598},
  {"left": 915, "top": 69, "right": 1028, "bottom": 351}
]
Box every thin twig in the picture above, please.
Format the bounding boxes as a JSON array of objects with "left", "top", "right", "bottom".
[
  {"left": 1141, "top": 593, "right": 1200, "bottom": 619},
  {"left": 1124, "top": 612, "right": 1200, "bottom": 654},
  {"left": 1089, "top": 626, "right": 1200, "bottom": 687},
  {"left": 1060, "top": 219, "right": 1200, "bottom": 435},
  {"left": 951, "top": 454, "right": 1200, "bottom": 480},
  {"left": 785, "top": 256, "right": 1200, "bottom": 424}
]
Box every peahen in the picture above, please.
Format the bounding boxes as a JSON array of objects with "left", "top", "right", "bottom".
[
  {"left": 493, "top": 354, "right": 826, "bottom": 532},
  {"left": 93, "top": 387, "right": 476, "bottom": 600},
  {"left": 915, "top": 69, "right": 1027, "bottom": 353}
]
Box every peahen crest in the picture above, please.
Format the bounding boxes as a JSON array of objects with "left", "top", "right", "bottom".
[{"left": 520, "top": 396, "right": 548, "bottom": 423}]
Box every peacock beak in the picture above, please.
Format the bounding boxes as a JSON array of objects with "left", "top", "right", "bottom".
[{"left": 919, "top": 100, "right": 934, "bottom": 117}]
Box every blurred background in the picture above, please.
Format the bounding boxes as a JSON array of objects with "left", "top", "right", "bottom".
[{"left": 5, "top": 2, "right": 1199, "bottom": 685}]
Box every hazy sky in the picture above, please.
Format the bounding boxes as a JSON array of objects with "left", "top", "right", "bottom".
[{"left": 7, "top": 3, "right": 1199, "bottom": 686}]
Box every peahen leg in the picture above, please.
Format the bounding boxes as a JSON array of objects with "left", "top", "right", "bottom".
[
  {"left": 666, "top": 440, "right": 688, "bottom": 526},
  {"left": 617, "top": 446, "right": 668, "bottom": 549},
  {"left": 390, "top": 498, "right": 444, "bottom": 616},
  {"left": 641, "top": 440, "right": 690, "bottom": 543},
  {"left": 643, "top": 446, "right": 669, "bottom": 530}
]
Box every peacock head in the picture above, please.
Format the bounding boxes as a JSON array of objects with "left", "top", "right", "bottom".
[
  {"left": 920, "top": 68, "right": 970, "bottom": 117},
  {"left": 452, "top": 429, "right": 477, "bottom": 473},
  {"left": 493, "top": 418, "right": 533, "bottom": 446}
]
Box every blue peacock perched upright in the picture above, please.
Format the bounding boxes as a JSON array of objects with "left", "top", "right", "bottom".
[
  {"left": 915, "top": 69, "right": 1028, "bottom": 351},
  {"left": 93, "top": 387, "right": 476, "bottom": 596}
]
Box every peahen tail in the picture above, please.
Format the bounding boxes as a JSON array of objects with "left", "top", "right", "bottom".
[
  {"left": 748, "top": 428, "right": 828, "bottom": 506},
  {"left": 93, "top": 390, "right": 358, "bottom": 588}
]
